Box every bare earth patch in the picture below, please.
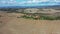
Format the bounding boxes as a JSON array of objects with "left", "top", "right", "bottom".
[{"left": 0, "top": 12, "right": 60, "bottom": 34}]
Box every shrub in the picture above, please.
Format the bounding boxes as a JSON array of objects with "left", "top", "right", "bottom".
[
  {"left": 40, "top": 16, "right": 56, "bottom": 20},
  {"left": 21, "top": 13, "right": 60, "bottom": 20},
  {"left": 56, "top": 16, "right": 60, "bottom": 20},
  {"left": 0, "top": 15, "right": 2, "bottom": 17}
]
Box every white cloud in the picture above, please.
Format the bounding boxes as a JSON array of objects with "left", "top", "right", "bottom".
[
  {"left": 1, "top": 1, "right": 6, "bottom": 3},
  {"left": 10, "top": 0, "right": 13, "bottom": 1},
  {"left": 32, "top": 0, "right": 49, "bottom": 2},
  {"left": 1, "top": 0, "right": 60, "bottom": 5},
  {"left": 40, "top": 0, "right": 49, "bottom": 2},
  {"left": 55, "top": 0, "right": 60, "bottom": 2},
  {"left": 18, "top": 0, "right": 49, "bottom": 5}
]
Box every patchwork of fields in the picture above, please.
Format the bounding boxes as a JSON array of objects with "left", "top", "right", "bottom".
[{"left": 0, "top": 11, "right": 60, "bottom": 34}]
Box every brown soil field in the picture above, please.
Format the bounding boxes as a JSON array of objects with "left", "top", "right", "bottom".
[{"left": 0, "top": 12, "right": 60, "bottom": 34}]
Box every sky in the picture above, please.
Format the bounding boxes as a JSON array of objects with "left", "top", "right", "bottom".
[{"left": 0, "top": 0, "right": 60, "bottom": 7}]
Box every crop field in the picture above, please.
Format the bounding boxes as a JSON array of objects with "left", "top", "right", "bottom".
[{"left": 0, "top": 9, "right": 60, "bottom": 34}]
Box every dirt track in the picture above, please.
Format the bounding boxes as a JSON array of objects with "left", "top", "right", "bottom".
[{"left": 0, "top": 12, "right": 60, "bottom": 34}]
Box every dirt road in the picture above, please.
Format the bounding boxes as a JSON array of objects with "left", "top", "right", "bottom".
[{"left": 0, "top": 12, "right": 60, "bottom": 34}]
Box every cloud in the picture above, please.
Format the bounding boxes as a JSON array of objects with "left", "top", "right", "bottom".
[
  {"left": 1, "top": 1, "right": 6, "bottom": 3},
  {"left": 10, "top": 0, "right": 13, "bottom": 1},
  {"left": 0, "top": 0, "right": 60, "bottom": 6},
  {"left": 55, "top": 0, "right": 60, "bottom": 2},
  {"left": 40, "top": 0, "right": 49, "bottom": 2},
  {"left": 32, "top": 0, "right": 49, "bottom": 2}
]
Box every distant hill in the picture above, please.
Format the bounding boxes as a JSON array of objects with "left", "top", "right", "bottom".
[
  {"left": 0, "top": 5, "right": 60, "bottom": 12},
  {"left": 0, "top": 5, "right": 60, "bottom": 9}
]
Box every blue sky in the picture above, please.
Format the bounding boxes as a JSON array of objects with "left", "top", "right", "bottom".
[{"left": 0, "top": 0, "right": 60, "bottom": 7}]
